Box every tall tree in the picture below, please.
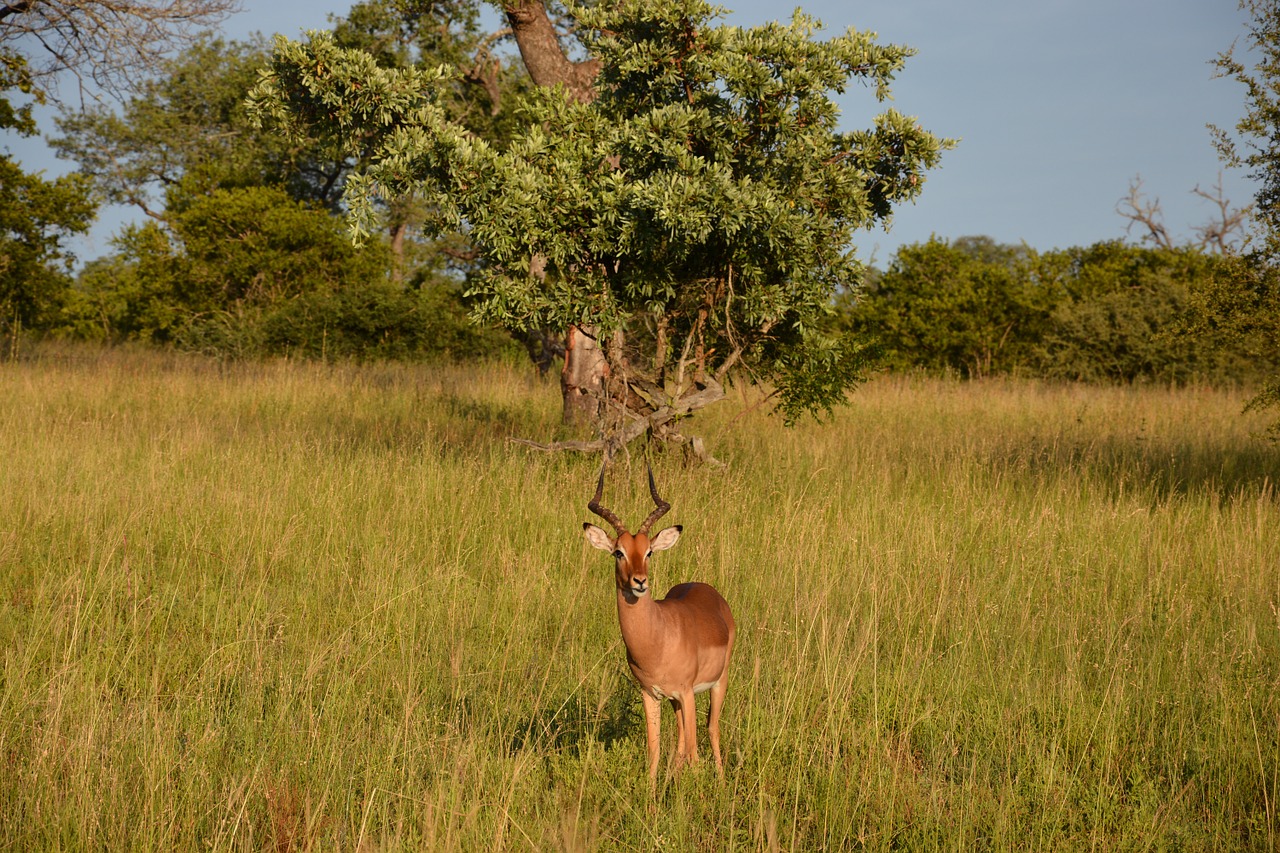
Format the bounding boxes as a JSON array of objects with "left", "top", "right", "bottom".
[
  {"left": 249, "top": 0, "right": 952, "bottom": 459},
  {"left": 50, "top": 38, "right": 351, "bottom": 220},
  {"left": 1212, "top": 0, "right": 1280, "bottom": 256}
]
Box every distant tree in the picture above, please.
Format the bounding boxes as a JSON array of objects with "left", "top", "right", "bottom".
[
  {"left": 1033, "top": 243, "right": 1249, "bottom": 383},
  {"left": 59, "top": 186, "right": 387, "bottom": 347},
  {"left": 50, "top": 38, "right": 349, "bottom": 221},
  {"left": 0, "top": 54, "right": 95, "bottom": 341},
  {"left": 843, "top": 237, "right": 1050, "bottom": 378},
  {"left": 249, "top": 0, "right": 952, "bottom": 460}
]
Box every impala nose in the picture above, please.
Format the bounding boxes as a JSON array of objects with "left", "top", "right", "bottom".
[{"left": 632, "top": 578, "right": 648, "bottom": 595}]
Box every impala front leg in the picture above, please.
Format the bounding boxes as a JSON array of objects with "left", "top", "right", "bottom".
[
  {"left": 641, "top": 689, "right": 662, "bottom": 783},
  {"left": 669, "top": 697, "right": 685, "bottom": 763}
]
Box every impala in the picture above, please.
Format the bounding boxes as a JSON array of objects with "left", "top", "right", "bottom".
[{"left": 582, "top": 467, "right": 736, "bottom": 782}]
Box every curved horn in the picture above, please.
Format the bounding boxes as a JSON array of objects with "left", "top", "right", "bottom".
[
  {"left": 636, "top": 466, "right": 671, "bottom": 535},
  {"left": 587, "top": 466, "right": 628, "bottom": 535}
]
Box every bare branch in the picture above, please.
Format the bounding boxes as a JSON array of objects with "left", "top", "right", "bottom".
[
  {"left": 1117, "top": 174, "right": 1174, "bottom": 250},
  {"left": 1190, "top": 171, "right": 1252, "bottom": 254},
  {"left": 1, "top": 0, "right": 242, "bottom": 102}
]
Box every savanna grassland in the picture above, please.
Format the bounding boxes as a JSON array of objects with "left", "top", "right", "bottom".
[{"left": 1, "top": 347, "right": 1278, "bottom": 851}]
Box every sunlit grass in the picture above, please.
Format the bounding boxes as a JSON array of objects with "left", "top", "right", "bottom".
[{"left": 1, "top": 346, "right": 1277, "bottom": 850}]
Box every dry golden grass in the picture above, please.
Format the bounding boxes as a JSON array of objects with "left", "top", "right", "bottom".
[{"left": 0, "top": 346, "right": 1277, "bottom": 850}]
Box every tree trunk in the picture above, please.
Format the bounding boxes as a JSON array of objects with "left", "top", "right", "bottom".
[
  {"left": 503, "top": 0, "right": 600, "bottom": 102},
  {"left": 561, "top": 324, "right": 609, "bottom": 427},
  {"left": 389, "top": 220, "right": 407, "bottom": 286},
  {"left": 502, "top": 0, "right": 605, "bottom": 426}
]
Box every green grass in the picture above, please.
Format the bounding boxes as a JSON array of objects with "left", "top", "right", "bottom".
[{"left": 1, "top": 346, "right": 1278, "bottom": 850}]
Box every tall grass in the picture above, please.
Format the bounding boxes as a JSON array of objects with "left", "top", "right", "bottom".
[{"left": 1, "top": 346, "right": 1277, "bottom": 850}]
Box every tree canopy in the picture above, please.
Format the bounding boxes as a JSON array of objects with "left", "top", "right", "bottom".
[{"left": 248, "top": 0, "right": 952, "bottom": 455}]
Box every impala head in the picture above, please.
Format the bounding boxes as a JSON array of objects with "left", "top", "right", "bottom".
[{"left": 583, "top": 466, "right": 682, "bottom": 602}]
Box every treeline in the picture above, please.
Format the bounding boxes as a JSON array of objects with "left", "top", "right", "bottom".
[
  {"left": 22, "top": 215, "right": 1273, "bottom": 389},
  {"left": 839, "top": 236, "right": 1275, "bottom": 385},
  {"left": 2, "top": 4, "right": 1276, "bottom": 399}
]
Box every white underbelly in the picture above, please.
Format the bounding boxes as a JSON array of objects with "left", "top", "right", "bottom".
[{"left": 645, "top": 680, "right": 718, "bottom": 701}]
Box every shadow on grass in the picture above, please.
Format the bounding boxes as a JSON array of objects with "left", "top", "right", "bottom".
[
  {"left": 507, "top": 678, "right": 641, "bottom": 757},
  {"left": 983, "top": 430, "right": 1279, "bottom": 503}
]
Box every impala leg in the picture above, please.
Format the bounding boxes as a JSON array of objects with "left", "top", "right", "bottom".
[
  {"left": 641, "top": 690, "right": 662, "bottom": 783},
  {"left": 679, "top": 692, "right": 700, "bottom": 767},
  {"left": 708, "top": 673, "right": 728, "bottom": 774},
  {"left": 669, "top": 698, "right": 685, "bottom": 764}
]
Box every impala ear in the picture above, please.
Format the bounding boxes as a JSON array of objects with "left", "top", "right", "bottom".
[
  {"left": 582, "top": 523, "right": 615, "bottom": 552},
  {"left": 648, "top": 525, "right": 682, "bottom": 552}
]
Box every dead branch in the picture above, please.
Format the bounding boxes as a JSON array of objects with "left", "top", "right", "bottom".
[
  {"left": 1117, "top": 174, "right": 1174, "bottom": 250},
  {"left": 1191, "top": 171, "right": 1252, "bottom": 253}
]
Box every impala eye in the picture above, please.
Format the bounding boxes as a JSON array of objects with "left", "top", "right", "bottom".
[{"left": 613, "top": 550, "right": 625, "bottom": 560}]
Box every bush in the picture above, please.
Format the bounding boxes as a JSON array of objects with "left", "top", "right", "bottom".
[
  {"left": 840, "top": 236, "right": 1055, "bottom": 378},
  {"left": 58, "top": 186, "right": 517, "bottom": 362},
  {"left": 1032, "top": 243, "right": 1257, "bottom": 384},
  {"left": 843, "top": 237, "right": 1269, "bottom": 385}
]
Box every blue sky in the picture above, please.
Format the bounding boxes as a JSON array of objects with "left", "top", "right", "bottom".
[{"left": 5, "top": 0, "right": 1256, "bottom": 266}]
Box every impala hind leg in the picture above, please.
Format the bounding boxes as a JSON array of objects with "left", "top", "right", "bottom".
[
  {"left": 641, "top": 690, "right": 662, "bottom": 784},
  {"left": 708, "top": 673, "right": 729, "bottom": 774},
  {"left": 669, "top": 697, "right": 685, "bottom": 765}
]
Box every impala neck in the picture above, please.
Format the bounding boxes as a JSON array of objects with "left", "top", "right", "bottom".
[{"left": 616, "top": 587, "right": 667, "bottom": 651}]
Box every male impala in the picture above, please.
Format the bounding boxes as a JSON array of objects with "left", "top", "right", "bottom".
[{"left": 582, "top": 467, "right": 735, "bottom": 782}]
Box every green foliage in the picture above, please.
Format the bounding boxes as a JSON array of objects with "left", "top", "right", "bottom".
[
  {"left": 60, "top": 185, "right": 514, "bottom": 361},
  {"left": 842, "top": 236, "right": 1051, "bottom": 378},
  {"left": 1035, "top": 243, "right": 1251, "bottom": 384},
  {"left": 843, "top": 238, "right": 1271, "bottom": 384},
  {"left": 329, "top": 0, "right": 524, "bottom": 144},
  {"left": 59, "top": 226, "right": 186, "bottom": 343},
  {"left": 0, "top": 157, "right": 96, "bottom": 332},
  {"left": 248, "top": 0, "right": 953, "bottom": 427},
  {"left": 175, "top": 185, "right": 386, "bottom": 309}
]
